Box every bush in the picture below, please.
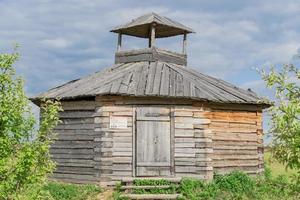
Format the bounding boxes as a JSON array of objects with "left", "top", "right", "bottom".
[{"left": 0, "top": 49, "right": 62, "bottom": 199}]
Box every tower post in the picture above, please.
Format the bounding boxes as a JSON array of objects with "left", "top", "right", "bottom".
[
  {"left": 182, "top": 33, "right": 187, "bottom": 54},
  {"left": 149, "top": 23, "right": 156, "bottom": 48},
  {"left": 117, "top": 33, "right": 122, "bottom": 52}
]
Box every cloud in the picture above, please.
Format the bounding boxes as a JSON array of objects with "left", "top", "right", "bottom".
[{"left": 0, "top": 0, "right": 299, "bottom": 97}]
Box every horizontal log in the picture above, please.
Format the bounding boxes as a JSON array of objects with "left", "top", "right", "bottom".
[
  {"left": 53, "top": 140, "right": 94, "bottom": 146},
  {"left": 213, "top": 149, "right": 257, "bottom": 155},
  {"left": 50, "top": 177, "right": 98, "bottom": 184},
  {"left": 113, "top": 157, "right": 132, "bottom": 164},
  {"left": 50, "top": 148, "right": 93, "bottom": 155},
  {"left": 53, "top": 158, "right": 95, "bottom": 164},
  {"left": 55, "top": 123, "right": 95, "bottom": 130},
  {"left": 174, "top": 111, "right": 193, "bottom": 117},
  {"left": 213, "top": 140, "right": 258, "bottom": 146},
  {"left": 113, "top": 151, "right": 132, "bottom": 157},
  {"left": 213, "top": 145, "right": 258, "bottom": 150},
  {"left": 175, "top": 166, "right": 196, "bottom": 173},
  {"left": 112, "top": 164, "right": 132, "bottom": 171},
  {"left": 55, "top": 166, "right": 97, "bottom": 175},
  {"left": 59, "top": 118, "right": 94, "bottom": 125},
  {"left": 62, "top": 101, "right": 95, "bottom": 111},
  {"left": 175, "top": 143, "right": 195, "bottom": 148},
  {"left": 175, "top": 123, "right": 193, "bottom": 129},
  {"left": 212, "top": 132, "right": 258, "bottom": 142},
  {"left": 59, "top": 111, "right": 95, "bottom": 118},
  {"left": 174, "top": 129, "right": 194, "bottom": 137},
  {"left": 51, "top": 153, "right": 94, "bottom": 160},
  {"left": 113, "top": 143, "right": 132, "bottom": 148},
  {"left": 212, "top": 154, "right": 259, "bottom": 160},
  {"left": 56, "top": 134, "right": 95, "bottom": 141},
  {"left": 52, "top": 173, "right": 99, "bottom": 181},
  {"left": 56, "top": 162, "right": 95, "bottom": 168},
  {"left": 213, "top": 159, "right": 259, "bottom": 167}
]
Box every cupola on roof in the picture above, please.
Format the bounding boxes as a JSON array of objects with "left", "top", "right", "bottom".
[
  {"left": 32, "top": 12, "right": 270, "bottom": 108},
  {"left": 111, "top": 12, "right": 194, "bottom": 38}
]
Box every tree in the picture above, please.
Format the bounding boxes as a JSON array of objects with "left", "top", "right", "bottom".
[
  {"left": 0, "top": 49, "right": 62, "bottom": 199},
  {"left": 260, "top": 65, "right": 300, "bottom": 173}
]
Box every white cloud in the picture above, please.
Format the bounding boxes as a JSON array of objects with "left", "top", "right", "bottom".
[
  {"left": 40, "top": 38, "right": 72, "bottom": 48},
  {"left": 0, "top": 0, "right": 299, "bottom": 96}
]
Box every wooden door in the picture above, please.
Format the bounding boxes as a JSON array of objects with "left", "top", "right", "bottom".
[{"left": 136, "top": 107, "right": 171, "bottom": 176}]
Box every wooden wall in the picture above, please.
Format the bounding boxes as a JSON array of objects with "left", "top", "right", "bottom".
[
  {"left": 173, "top": 106, "right": 213, "bottom": 180},
  {"left": 94, "top": 96, "right": 213, "bottom": 185},
  {"left": 50, "top": 101, "right": 100, "bottom": 183},
  {"left": 204, "top": 104, "right": 264, "bottom": 175},
  {"left": 50, "top": 97, "right": 264, "bottom": 185}
]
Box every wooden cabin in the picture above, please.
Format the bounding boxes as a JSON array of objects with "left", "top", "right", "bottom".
[{"left": 32, "top": 13, "right": 270, "bottom": 186}]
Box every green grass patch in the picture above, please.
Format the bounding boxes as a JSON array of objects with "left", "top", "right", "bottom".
[
  {"left": 43, "top": 182, "right": 102, "bottom": 200},
  {"left": 264, "top": 151, "right": 297, "bottom": 178},
  {"left": 179, "top": 170, "right": 300, "bottom": 200}
]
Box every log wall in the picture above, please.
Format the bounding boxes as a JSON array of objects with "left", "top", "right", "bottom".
[
  {"left": 51, "top": 100, "right": 100, "bottom": 183},
  {"left": 205, "top": 104, "right": 264, "bottom": 175},
  {"left": 50, "top": 97, "right": 264, "bottom": 185}
]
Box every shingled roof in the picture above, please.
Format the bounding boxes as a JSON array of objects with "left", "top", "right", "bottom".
[
  {"left": 32, "top": 61, "right": 268, "bottom": 106},
  {"left": 111, "top": 12, "right": 194, "bottom": 38}
]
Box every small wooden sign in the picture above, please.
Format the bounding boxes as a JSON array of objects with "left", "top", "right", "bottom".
[{"left": 110, "top": 116, "right": 127, "bottom": 129}]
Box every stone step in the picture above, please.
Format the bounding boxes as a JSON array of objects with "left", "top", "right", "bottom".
[
  {"left": 121, "top": 185, "right": 177, "bottom": 190},
  {"left": 119, "top": 194, "right": 181, "bottom": 200}
]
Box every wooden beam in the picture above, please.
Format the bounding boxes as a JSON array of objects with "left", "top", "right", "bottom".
[
  {"left": 149, "top": 23, "right": 156, "bottom": 48},
  {"left": 117, "top": 33, "right": 122, "bottom": 52},
  {"left": 182, "top": 33, "right": 187, "bottom": 54}
]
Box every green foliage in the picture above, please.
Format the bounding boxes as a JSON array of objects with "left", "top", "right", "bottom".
[
  {"left": 260, "top": 65, "right": 300, "bottom": 173},
  {"left": 180, "top": 178, "right": 218, "bottom": 200},
  {"left": 179, "top": 171, "right": 299, "bottom": 200},
  {"left": 43, "top": 182, "right": 101, "bottom": 200},
  {"left": 0, "top": 49, "right": 62, "bottom": 199}
]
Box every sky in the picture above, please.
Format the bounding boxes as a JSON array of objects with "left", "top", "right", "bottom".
[{"left": 1, "top": 0, "right": 300, "bottom": 139}]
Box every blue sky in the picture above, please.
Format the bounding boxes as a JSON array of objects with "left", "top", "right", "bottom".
[{"left": 1, "top": 0, "right": 300, "bottom": 137}]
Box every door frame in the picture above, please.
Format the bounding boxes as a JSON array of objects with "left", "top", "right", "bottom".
[{"left": 132, "top": 105, "right": 175, "bottom": 177}]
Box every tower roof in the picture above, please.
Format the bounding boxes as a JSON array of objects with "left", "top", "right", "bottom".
[
  {"left": 111, "top": 12, "right": 194, "bottom": 38},
  {"left": 32, "top": 61, "right": 269, "bottom": 107}
]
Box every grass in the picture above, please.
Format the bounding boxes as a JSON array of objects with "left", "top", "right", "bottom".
[
  {"left": 43, "top": 182, "right": 102, "bottom": 200},
  {"left": 41, "top": 152, "right": 297, "bottom": 200},
  {"left": 113, "top": 171, "right": 300, "bottom": 200},
  {"left": 264, "top": 151, "right": 297, "bottom": 178}
]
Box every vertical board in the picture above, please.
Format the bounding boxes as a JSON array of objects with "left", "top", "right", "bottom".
[{"left": 136, "top": 107, "right": 171, "bottom": 176}]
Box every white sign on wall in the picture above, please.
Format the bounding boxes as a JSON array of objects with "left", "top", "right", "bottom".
[{"left": 110, "top": 116, "right": 128, "bottom": 129}]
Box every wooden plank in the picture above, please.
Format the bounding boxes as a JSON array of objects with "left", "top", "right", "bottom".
[
  {"left": 160, "top": 65, "right": 170, "bottom": 96},
  {"left": 132, "top": 107, "right": 136, "bottom": 177},
  {"left": 145, "top": 62, "right": 157, "bottom": 94},
  {"left": 127, "top": 63, "right": 143, "bottom": 95},
  {"left": 59, "top": 111, "right": 94, "bottom": 118},
  {"left": 169, "top": 68, "right": 176, "bottom": 96},
  {"left": 55, "top": 166, "right": 97, "bottom": 175},
  {"left": 136, "top": 64, "right": 149, "bottom": 95},
  {"left": 62, "top": 101, "right": 95, "bottom": 111},
  {"left": 119, "top": 72, "right": 133, "bottom": 94},
  {"left": 175, "top": 72, "right": 184, "bottom": 96},
  {"left": 170, "top": 106, "right": 175, "bottom": 175},
  {"left": 50, "top": 148, "right": 93, "bottom": 155},
  {"left": 151, "top": 62, "right": 163, "bottom": 94},
  {"left": 51, "top": 153, "right": 94, "bottom": 159},
  {"left": 60, "top": 118, "right": 94, "bottom": 125},
  {"left": 55, "top": 123, "right": 94, "bottom": 130},
  {"left": 212, "top": 132, "right": 258, "bottom": 142}
]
